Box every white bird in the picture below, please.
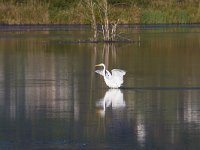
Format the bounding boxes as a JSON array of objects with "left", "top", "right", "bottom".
[{"left": 95, "top": 63, "right": 126, "bottom": 88}]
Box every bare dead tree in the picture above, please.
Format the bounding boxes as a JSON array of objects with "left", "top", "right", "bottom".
[
  {"left": 83, "top": 0, "right": 119, "bottom": 42},
  {"left": 111, "top": 19, "right": 119, "bottom": 41},
  {"left": 101, "top": 0, "right": 110, "bottom": 41},
  {"left": 83, "top": 0, "right": 98, "bottom": 41},
  {"left": 98, "top": 0, "right": 119, "bottom": 41}
]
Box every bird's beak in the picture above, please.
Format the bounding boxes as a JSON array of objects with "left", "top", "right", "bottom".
[{"left": 95, "top": 63, "right": 103, "bottom": 67}]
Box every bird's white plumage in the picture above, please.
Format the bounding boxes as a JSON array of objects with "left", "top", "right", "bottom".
[
  {"left": 111, "top": 69, "right": 126, "bottom": 77},
  {"left": 95, "top": 63, "right": 126, "bottom": 88},
  {"left": 95, "top": 69, "right": 104, "bottom": 76}
]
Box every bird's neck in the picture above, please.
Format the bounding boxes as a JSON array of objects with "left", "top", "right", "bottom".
[{"left": 103, "top": 65, "right": 106, "bottom": 76}]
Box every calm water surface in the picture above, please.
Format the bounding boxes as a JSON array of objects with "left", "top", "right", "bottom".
[{"left": 0, "top": 25, "right": 200, "bottom": 150}]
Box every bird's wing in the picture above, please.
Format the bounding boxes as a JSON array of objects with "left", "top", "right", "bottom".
[
  {"left": 95, "top": 69, "right": 104, "bottom": 76},
  {"left": 111, "top": 69, "right": 126, "bottom": 77}
]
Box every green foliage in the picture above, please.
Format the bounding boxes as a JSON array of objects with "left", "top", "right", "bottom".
[
  {"left": 48, "top": 0, "right": 78, "bottom": 10},
  {"left": 0, "top": 1, "right": 49, "bottom": 24},
  {"left": 140, "top": 8, "right": 194, "bottom": 24},
  {"left": 175, "top": 10, "right": 191, "bottom": 23},
  {"left": 48, "top": 0, "right": 80, "bottom": 23},
  {"left": 194, "top": 3, "right": 200, "bottom": 22},
  {"left": 0, "top": 0, "right": 199, "bottom": 24},
  {"left": 141, "top": 10, "right": 168, "bottom": 24}
]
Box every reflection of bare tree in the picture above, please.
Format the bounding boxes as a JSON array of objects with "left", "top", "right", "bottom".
[
  {"left": 102, "top": 44, "right": 116, "bottom": 67},
  {"left": 90, "top": 44, "right": 97, "bottom": 88},
  {"left": 89, "top": 43, "right": 117, "bottom": 70},
  {"left": 24, "top": 51, "right": 75, "bottom": 119}
]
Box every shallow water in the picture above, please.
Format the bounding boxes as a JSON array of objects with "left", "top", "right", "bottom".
[{"left": 0, "top": 25, "right": 200, "bottom": 150}]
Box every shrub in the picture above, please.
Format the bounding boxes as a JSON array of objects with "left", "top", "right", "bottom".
[
  {"left": 141, "top": 10, "right": 167, "bottom": 24},
  {"left": 175, "top": 10, "right": 191, "bottom": 23}
]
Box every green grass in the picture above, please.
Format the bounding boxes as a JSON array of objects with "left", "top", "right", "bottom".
[
  {"left": 0, "top": 0, "right": 199, "bottom": 24},
  {"left": 141, "top": 9, "right": 192, "bottom": 24},
  {"left": 141, "top": 10, "right": 168, "bottom": 24},
  {"left": 0, "top": 1, "right": 49, "bottom": 24}
]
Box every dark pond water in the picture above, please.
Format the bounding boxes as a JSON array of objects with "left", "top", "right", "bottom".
[{"left": 0, "top": 25, "right": 200, "bottom": 150}]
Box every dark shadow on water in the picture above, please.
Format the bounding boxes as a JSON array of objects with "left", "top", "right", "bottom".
[
  {"left": 1, "top": 24, "right": 200, "bottom": 31},
  {"left": 121, "top": 86, "right": 200, "bottom": 91},
  {"left": 60, "top": 40, "right": 134, "bottom": 44}
]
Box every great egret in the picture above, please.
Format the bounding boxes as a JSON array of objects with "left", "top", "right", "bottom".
[{"left": 95, "top": 63, "right": 126, "bottom": 88}]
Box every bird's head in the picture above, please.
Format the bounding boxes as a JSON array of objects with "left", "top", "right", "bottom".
[{"left": 95, "top": 63, "right": 105, "bottom": 67}]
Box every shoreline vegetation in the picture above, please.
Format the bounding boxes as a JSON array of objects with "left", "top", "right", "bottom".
[{"left": 0, "top": 0, "right": 200, "bottom": 25}]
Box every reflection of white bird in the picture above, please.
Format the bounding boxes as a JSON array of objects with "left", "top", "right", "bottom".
[
  {"left": 96, "top": 89, "right": 126, "bottom": 116},
  {"left": 95, "top": 63, "right": 126, "bottom": 88}
]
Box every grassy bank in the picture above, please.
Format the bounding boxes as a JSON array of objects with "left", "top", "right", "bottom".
[
  {"left": 0, "top": 0, "right": 200, "bottom": 24},
  {"left": 0, "top": 1, "right": 49, "bottom": 24}
]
